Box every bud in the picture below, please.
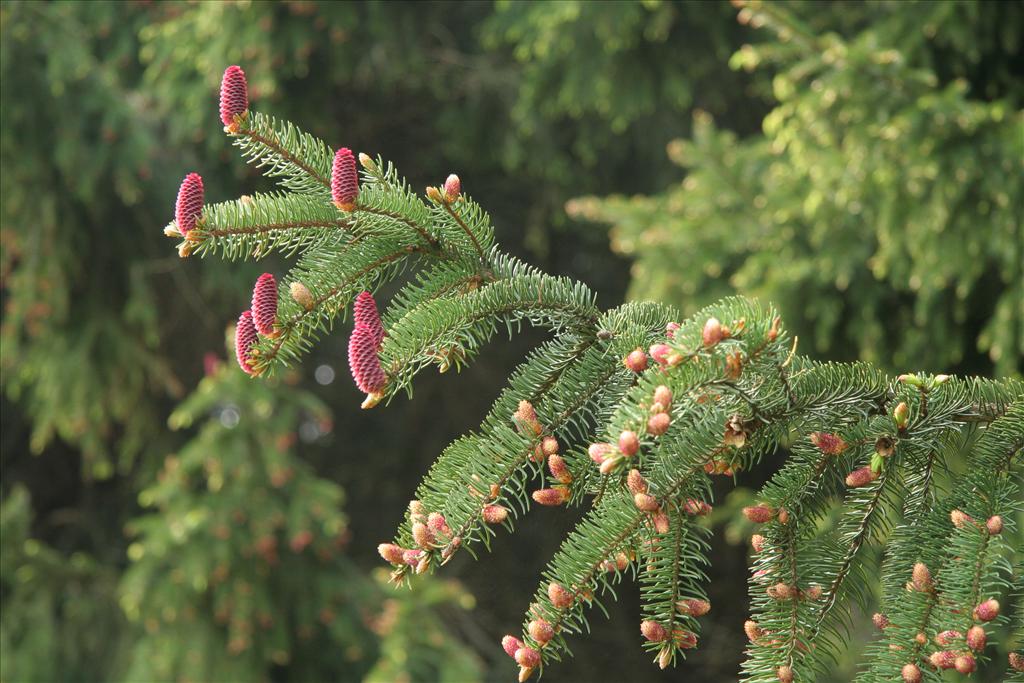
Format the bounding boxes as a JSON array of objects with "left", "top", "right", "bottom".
[
  {"left": 935, "top": 630, "right": 961, "bottom": 646},
  {"left": 657, "top": 646, "right": 672, "bottom": 670},
  {"left": 929, "top": 650, "right": 956, "bottom": 670},
  {"left": 805, "top": 584, "right": 822, "bottom": 600},
  {"left": 527, "top": 619, "right": 554, "bottom": 644},
  {"left": 541, "top": 456, "right": 569, "bottom": 485},
  {"left": 777, "top": 507, "right": 790, "bottom": 524},
  {"left": 665, "top": 321, "right": 681, "bottom": 338},
  {"left": 872, "top": 613, "right": 889, "bottom": 630},
  {"left": 743, "top": 505, "right": 774, "bottom": 524},
  {"left": 702, "top": 317, "right": 724, "bottom": 346},
  {"left": 358, "top": 152, "right": 377, "bottom": 172},
  {"left": 723, "top": 415, "right": 747, "bottom": 448},
  {"left": 933, "top": 374, "right": 950, "bottom": 385},
  {"left": 353, "top": 291, "right": 385, "bottom": 347},
  {"left": 966, "top": 625, "right": 986, "bottom": 651},
  {"left": 514, "top": 401, "right": 542, "bottom": 435},
  {"left": 633, "top": 493, "right": 659, "bottom": 512},
  {"left": 401, "top": 549, "right": 422, "bottom": 566},
  {"left": 768, "top": 583, "right": 795, "bottom": 601},
  {"left": 683, "top": 499, "right": 710, "bottom": 516},
  {"left": 588, "top": 442, "right": 613, "bottom": 464},
  {"left": 482, "top": 505, "right": 508, "bottom": 524},
  {"left": 1010, "top": 652, "right": 1024, "bottom": 671},
  {"left": 893, "top": 402, "right": 910, "bottom": 430},
  {"left": 408, "top": 500, "right": 425, "bottom": 518},
  {"left": 897, "top": 373, "right": 923, "bottom": 387},
  {"left": 914, "top": 632, "right": 927, "bottom": 645},
  {"left": 415, "top": 554, "right": 430, "bottom": 574},
  {"left": 234, "top": 310, "right": 258, "bottom": 375},
  {"left": 443, "top": 174, "right": 461, "bottom": 202},
  {"left": 251, "top": 273, "right": 278, "bottom": 336},
  {"left": 619, "top": 430, "right": 640, "bottom": 457},
  {"left": 348, "top": 324, "right": 387, "bottom": 393},
  {"left": 626, "top": 469, "right": 647, "bottom": 495},
  {"left": 986, "top": 515, "right": 1003, "bottom": 535},
  {"left": 219, "top": 65, "right": 249, "bottom": 131},
  {"left": 911, "top": 562, "right": 932, "bottom": 592},
  {"left": 548, "top": 582, "right": 573, "bottom": 609},
  {"left": 290, "top": 281, "right": 315, "bottom": 310},
  {"left": 751, "top": 534, "right": 765, "bottom": 553},
  {"left": 647, "top": 413, "right": 671, "bottom": 436},
  {"left": 954, "top": 654, "right": 975, "bottom": 674},
  {"left": 377, "top": 543, "right": 405, "bottom": 565},
  {"left": 676, "top": 599, "right": 710, "bottom": 617},
  {"left": 777, "top": 666, "right": 794, "bottom": 683},
  {"left": 845, "top": 466, "right": 878, "bottom": 488},
  {"left": 425, "top": 185, "right": 443, "bottom": 202},
  {"left": 900, "top": 664, "right": 921, "bottom": 683},
  {"left": 744, "top": 620, "right": 762, "bottom": 643},
  {"left": 614, "top": 552, "right": 630, "bottom": 571},
  {"left": 875, "top": 436, "right": 895, "bottom": 458},
  {"left": 624, "top": 348, "right": 648, "bottom": 373},
  {"left": 427, "top": 512, "right": 449, "bottom": 535},
  {"left": 517, "top": 665, "right": 535, "bottom": 683},
  {"left": 653, "top": 385, "right": 673, "bottom": 408},
  {"left": 673, "top": 628, "right": 698, "bottom": 649},
  {"left": 163, "top": 223, "right": 180, "bottom": 237},
  {"left": 649, "top": 343, "right": 671, "bottom": 366},
  {"left": 950, "top": 509, "right": 973, "bottom": 528},
  {"left": 411, "top": 522, "right": 434, "bottom": 548},
  {"left": 810, "top": 431, "right": 847, "bottom": 455},
  {"left": 501, "top": 635, "right": 523, "bottom": 658},
  {"left": 599, "top": 454, "right": 624, "bottom": 475},
  {"left": 641, "top": 620, "right": 668, "bottom": 642},
  {"left": 532, "top": 488, "right": 569, "bottom": 506},
  {"left": 973, "top": 598, "right": 999, "bottom": 622},
  {"left": 514, "top": 647, "right": 541, "bottom": 668},
  {"left": 767, "top": 316, "right": 781, "bottom": 342},
  {"left": 175, "top": 172, "right": 205, "bottom": 236},
  {"left": 331, "top": 147, "right": 359, "bottom": 211},
  {"left": 652, "top": 511, "right": 670, "bottom": 534},
  {"left": 541, "top": 436, "right": 559, "bottom": 456}
]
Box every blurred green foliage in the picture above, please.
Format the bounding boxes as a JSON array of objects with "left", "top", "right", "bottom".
[
  {"left": 570, "top": 0, "right": 1023, "bottom": 377},
  {"left": 1, "top": 0, "right": 1018, "bottom": 681}
]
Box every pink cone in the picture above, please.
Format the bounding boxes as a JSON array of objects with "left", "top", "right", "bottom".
[
  {"left": 332, "top": 147, "right": 359, "bottom": 211},
  {"left": 219, "top": 65, "right": 249, "bottom": 129},
  {"left": 175, "top": 172, "right": 204, "bottom": 236},
  {"left": 251, "top": 273, "right": 278, "bottom": 335},
  {"left": 234, "top": 310, "right": 258, "bottom": 375},
  {"left": 348, "top": 324, "right": 386, "bottom": 393}
]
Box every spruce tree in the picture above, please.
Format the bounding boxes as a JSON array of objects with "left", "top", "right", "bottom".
[
  {"left": 167, "top": 61, "right": 1023, "bottom": 682},
  {"left": 568, "top": 0, "right": 1023, "bottom": 377}
]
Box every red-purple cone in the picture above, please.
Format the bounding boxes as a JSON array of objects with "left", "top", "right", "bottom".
[
  {"left": 353, "top": 291, "right": 385, "bottom": 347},
  {"left": 332, "top": 147, "right": 359, "bottom": 211},
  {"left": 251, "top": 273, "right": 278, "bottom": 335},
  {"left": 235, "top": 310, "right": 258, "bottom": 375},
  {"left": 219, "top": 65, "right": 249, "bottom": 130},
  {"left": 348, "top": 324, "right": 386, "bottom": 393},
  {"left": 175, "top": 172, "right": 204, "bottom": 236}
]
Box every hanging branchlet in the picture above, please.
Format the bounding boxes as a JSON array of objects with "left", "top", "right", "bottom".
[{"left": 166, "top": 62, "right": 1024, "bottom": 682}]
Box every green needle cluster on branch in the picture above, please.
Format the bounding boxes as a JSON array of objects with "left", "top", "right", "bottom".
[{"left": 167, "top": 64, "right": 1024, "bottom": 683}]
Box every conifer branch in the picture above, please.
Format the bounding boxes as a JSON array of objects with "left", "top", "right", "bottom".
[{"left": 166, "top": 66, "right": 1024, "bottom": 681}]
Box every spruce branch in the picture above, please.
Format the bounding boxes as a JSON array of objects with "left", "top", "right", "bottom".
[{"left": 164, "top": 64, "right": 1024, "bottom": 682}]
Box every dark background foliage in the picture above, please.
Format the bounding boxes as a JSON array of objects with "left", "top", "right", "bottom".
[{"left": 1, "top": 1, "right": 1019, "bottom": 681}]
